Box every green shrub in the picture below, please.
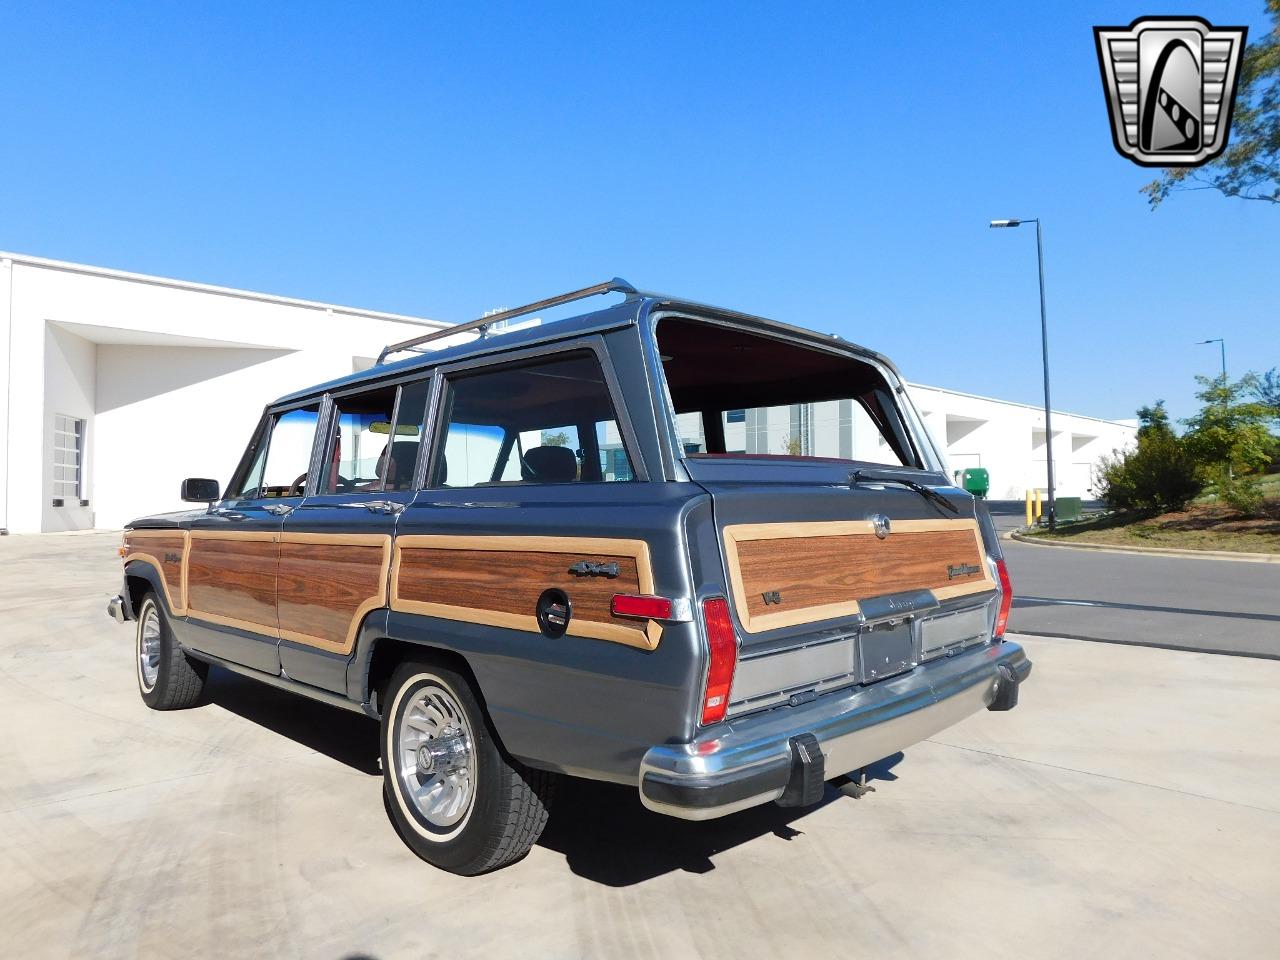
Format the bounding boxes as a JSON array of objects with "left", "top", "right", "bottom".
[
  {"left": 1094, "top": 431, "right": 1203, "bottom": 515},
  {"left": 1207, "top": 466, "right": 1265, "bottom": 515}
]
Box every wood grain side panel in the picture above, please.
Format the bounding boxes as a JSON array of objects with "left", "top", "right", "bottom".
[
  {"left": 725, "top": 519, "right": 994, "bottom": 633},
  {"left": 277, "top": 537, "right": 390, "bottom": 654},
  {"left": 186, "top": 535, "right": 279, "bottom": 635},
  {"left": 123, "top": 530, "right": 188, "bottom": 614},
  {"left": 391, "top": 535, "right": 661, "bottom": 650}
]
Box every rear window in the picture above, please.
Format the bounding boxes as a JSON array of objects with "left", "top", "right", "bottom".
[{"left": 656, "top": 317, "right": 919, "bottom": 469}]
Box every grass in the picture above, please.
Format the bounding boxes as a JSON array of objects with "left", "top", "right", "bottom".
[
  {"left": 1025, "top": 486, "right": 1280, "bottom": 555},
  {"left": 1193, "top": 471, "right": 1280, "bottom": 505}
]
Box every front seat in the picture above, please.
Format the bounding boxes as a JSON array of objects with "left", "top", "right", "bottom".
[
  {"left": 385, "top": 441, "right": 420, "bottom": 490},
  {"left": 521, "top": 445, "right": 578, "bottom": 483}
]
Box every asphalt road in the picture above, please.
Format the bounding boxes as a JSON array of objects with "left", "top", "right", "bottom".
[{"left": 985, "top": 501, "right": 1280, "bottom": 659}]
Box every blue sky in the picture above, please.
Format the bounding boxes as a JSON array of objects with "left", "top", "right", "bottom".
[{"left": 1, "top": 1, "right": 1274, "bottom": 423}]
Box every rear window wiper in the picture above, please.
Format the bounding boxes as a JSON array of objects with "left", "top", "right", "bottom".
[{"left": 849, "top": 469, "right": 959, "bottom": 515}]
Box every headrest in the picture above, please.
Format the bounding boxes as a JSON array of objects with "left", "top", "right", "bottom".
[{"left": 521, "top": 445, "right": 577, "bottom": 483}]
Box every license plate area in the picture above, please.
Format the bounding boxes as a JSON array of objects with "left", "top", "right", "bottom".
[{"left": 858, "top": 619, "right": 916, "bottom": 683}]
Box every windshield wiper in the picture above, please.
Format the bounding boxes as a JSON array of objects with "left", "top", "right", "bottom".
[{"left": 849, "top": 469, "right": 959, "bottom": 515}]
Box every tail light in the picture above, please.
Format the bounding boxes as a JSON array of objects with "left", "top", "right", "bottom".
[
  {"left": 993, "top": 558, "right": 1013, "bottom": 640},
  {"left": 699, "top": 597, "right": 738, "bottom": 725}
]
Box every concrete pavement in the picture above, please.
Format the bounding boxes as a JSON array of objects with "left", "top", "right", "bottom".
[{"left": 2, "top": 532, "right": 1278, "bottom": 959}]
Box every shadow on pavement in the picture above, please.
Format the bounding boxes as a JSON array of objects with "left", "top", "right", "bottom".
[
  {"left": 203, "top": 668, "right": 382, "bottom": 776},
  {"left": 200, "top": 666, "right": 907, "bottom": 885},
  {"left": 536, "top": 753, "right": 902, "bottom": 886}
]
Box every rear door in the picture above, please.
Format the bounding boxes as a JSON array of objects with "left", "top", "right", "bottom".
[{"left": 277, "top": 377, "right": 433, "bottom": 692}]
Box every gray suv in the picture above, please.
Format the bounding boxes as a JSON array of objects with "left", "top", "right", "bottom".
[{"left": 108, "top": 279, "right": 1030, "bottom": 874}]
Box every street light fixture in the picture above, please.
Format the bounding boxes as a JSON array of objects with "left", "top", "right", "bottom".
[
  {"left": 1196, "top": 338, "right": 1227, "bottom": 379},
  {"left": 990, "top": 217, "right": 1057, "bottom": 530}
]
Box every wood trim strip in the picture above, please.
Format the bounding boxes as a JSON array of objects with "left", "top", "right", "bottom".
[
  {"left": 390, "top": 534, "right": 661, "bottom": 650},
  {"left": 277, "top": 533, "right": 392, "bottom": 655},
  {"left": 184, "top": 528, "right": 279, "bottom": 636},
  {"left": 122, "top": 529, "right": 190, "bottom": 615},
  {"left": 722, "top": 518, "right": 995, "bottom": 634}
]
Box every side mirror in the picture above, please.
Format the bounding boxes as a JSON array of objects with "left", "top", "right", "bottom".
[{"left": 181, "top": 478, "right": 221, "bottom": 503}]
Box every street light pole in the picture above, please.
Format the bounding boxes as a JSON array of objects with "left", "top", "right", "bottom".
[
  {"left": 991, "top": 218, "right": 1056, "bottom": 530},
  {"left": 1197, "top": 338, "right": 1226, "bottom": 379}
]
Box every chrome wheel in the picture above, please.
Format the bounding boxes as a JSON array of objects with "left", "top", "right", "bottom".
[
  {"left": 396, "top": 683, "right": 476, "bottom": 830},
  {"left": 138, "top": 604, "right": 161, "bottom": 690}
]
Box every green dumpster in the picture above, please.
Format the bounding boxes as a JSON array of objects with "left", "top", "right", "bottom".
[
  {"left": 1055, "top": 496, "right": 1082, "bottom": 522},
  {"left": 960, "top": 467, "right": 990, "bottom": 498}
]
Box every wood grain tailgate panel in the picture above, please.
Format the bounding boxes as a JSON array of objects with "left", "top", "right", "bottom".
[
  {"left": 392, "top": 535, "right": 661, "bottom": 650},
  {"left": 725, "top": 519, "right": 994, "bottom": 633}
]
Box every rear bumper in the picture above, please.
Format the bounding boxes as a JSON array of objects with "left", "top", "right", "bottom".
[{"left": 639, "top": 639, "right": 1031, "bottom": 820}]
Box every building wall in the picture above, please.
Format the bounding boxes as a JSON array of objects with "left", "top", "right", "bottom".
[
  {"left": 0, "top": 253, "right": 445, "bottom": 533},
  {"left": 41, "top": 324, "right": 97, "bottom": 531}
]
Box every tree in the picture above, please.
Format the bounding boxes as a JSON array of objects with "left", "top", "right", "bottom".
[
  {"left": 1136, "top": 400, "right": 1173, "bottom": 438},
  {"left": 1182, "top": 373, "right": 1278, "bottom": 513},
  {"left": 1253, "top": 367, "right": 1280, "bottom": 415},
  {"left": 1094, "top": 404, "right": 1203, "bottom": 514},
  {"left": 1142, "top": 1, "right": 1280, "bottom": 207},
  {"left": 541, "top": 431, "right": 570, "bottom": 447}
]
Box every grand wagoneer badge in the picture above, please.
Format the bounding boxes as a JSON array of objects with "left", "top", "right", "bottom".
[{"left": 947, "top": 562, "right": 981, "bottom": 580}]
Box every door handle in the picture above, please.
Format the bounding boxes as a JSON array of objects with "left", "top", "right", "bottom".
[
  {"left": 263, "top": 503, "right": 294, "bottom": 516},
  {"left": 333, "top": 500, "right": 404, "bottom": 514}
]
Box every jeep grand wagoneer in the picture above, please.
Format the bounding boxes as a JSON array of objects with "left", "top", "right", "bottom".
[{"left": 108, "top": 279, "right": 1030, "bottom": 874}]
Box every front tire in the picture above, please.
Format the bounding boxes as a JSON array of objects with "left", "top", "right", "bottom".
[
  {"left": 381, "top": 659, "right": 553, "bottom": 874},
  {"left": 136, "top": 592, "right": 207, "bottom": 710}
]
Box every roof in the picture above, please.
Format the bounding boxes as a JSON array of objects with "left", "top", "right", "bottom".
[{"left": 273, "top": 286, "right": 901, "bottom": 405}]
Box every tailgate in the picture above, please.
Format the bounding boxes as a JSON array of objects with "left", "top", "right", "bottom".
[{"left": 687, "top": 459, "right": 1001, "bottom": 716}]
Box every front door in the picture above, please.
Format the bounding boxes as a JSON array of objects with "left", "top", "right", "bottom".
[
  {"left": 183, "top": 402, "right": 322, "bottom": 673},
  {"left": 277, "top": 378, "right": 432, "bottom": 692}
]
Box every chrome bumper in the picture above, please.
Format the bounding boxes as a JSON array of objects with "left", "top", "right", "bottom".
[
  {"left": 107, "top": 595, "right": 131, "bottom": 624},
  {"left": 639, "top": 639, "right": 1031, "bottom": 820}
]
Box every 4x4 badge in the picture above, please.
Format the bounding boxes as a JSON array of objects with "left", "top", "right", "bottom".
[{"left": 1094, "top": 16, "right": 1247, "bottom": 167}]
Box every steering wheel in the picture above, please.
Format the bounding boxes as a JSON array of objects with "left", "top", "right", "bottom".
[{"left": 288, "top": 472, "right": 308, "bottom": 497}]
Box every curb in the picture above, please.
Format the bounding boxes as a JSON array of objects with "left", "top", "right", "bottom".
[{"left": 1007, "top": 529, "right": 1279, "bottom": 564}]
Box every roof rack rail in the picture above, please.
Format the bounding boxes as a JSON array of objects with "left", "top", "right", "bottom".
[{"left": 376, "top": 277, "right": 638, "bottom": 364}]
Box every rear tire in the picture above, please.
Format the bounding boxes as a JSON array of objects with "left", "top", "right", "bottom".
[
  {"left": 381, "top": 658, "right": 553, "bottom": 874},
  {"left": 136, "top": 592, "right": 207, "bottom": 710}
]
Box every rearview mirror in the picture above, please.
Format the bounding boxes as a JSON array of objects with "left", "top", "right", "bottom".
[{"left": 181, "top": 478, "right": 220, "bottom": 502}]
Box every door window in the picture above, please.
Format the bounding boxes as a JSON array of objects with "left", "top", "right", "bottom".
[
  {"left": 430, "top": 351, "right": 633, "bottom": 488},
  {"left": 322, "top": 386, "right": 397, "bottom": 493},
  {"left": 259, "top": 405, "right": 321, "bottom": 498}
]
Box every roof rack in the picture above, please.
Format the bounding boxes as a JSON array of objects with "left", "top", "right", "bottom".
[{"left": 376, "top": 277, "right": 638, "bottom": 364}]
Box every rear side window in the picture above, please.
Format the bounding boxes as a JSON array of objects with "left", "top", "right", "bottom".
[
  {"left": 430, "top": 351, "right": 634, "bottom": 487},
  {"left": 657, "top": 317, "right": 919, "bottom": 469}
]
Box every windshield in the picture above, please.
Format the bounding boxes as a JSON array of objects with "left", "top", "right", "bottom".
[{"left": 655, "top": 316, "right": 924, "bottom": 470}]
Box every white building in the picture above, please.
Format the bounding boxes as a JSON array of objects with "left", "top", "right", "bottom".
[{"left": 0, "top": 252, "right": 1135, "bottom": 533}]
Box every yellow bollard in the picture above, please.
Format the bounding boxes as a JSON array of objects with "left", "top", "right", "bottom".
[
  {"left": 1034, "top": 488, "right": 1043, "bottom": 520},
  {"left": 1025, "top": 490, "right": 1033, "bottom": 528}
]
